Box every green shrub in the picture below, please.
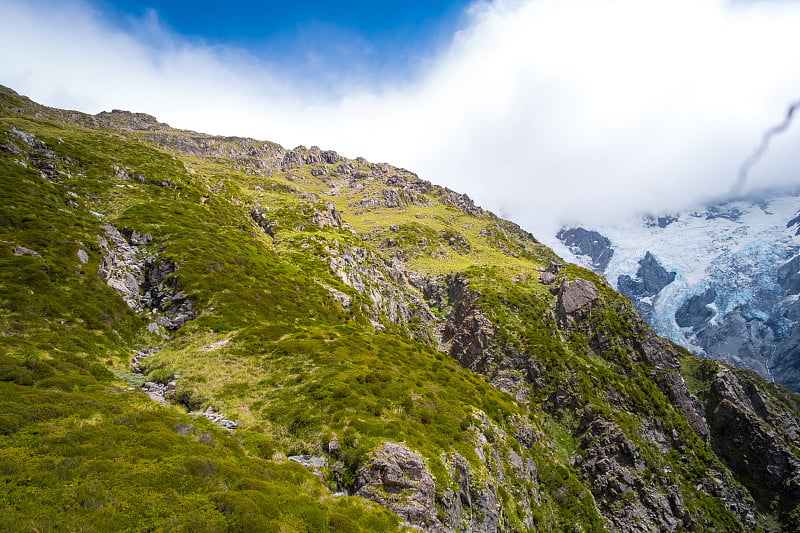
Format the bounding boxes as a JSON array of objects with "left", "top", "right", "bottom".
[{"left": 146, "top": 368, "right": 174, "bottom": 385}]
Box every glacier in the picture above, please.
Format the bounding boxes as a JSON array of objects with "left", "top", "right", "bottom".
[{"left": 548, "top": 193, "right": 800, "bottom": 393}]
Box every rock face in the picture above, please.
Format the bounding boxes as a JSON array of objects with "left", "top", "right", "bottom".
[
  {"left": 326, "top": 243, "right": 434, "bottom": 340},
  {"left": 349, "top": 188, "right": 434, "bottom": 211},
  {"left": 355, "top": 443, "right": 441, "bottom": 530},
  {"left": 557, "top": 227, "right": 614, "bottom": 271},
  {"left": 98, "top": 225, "right": 195, "bottom": 330},
  {"left": 354, "top": 426, "right": 539, "bottom": 533},
  {"left": 557, "top": 278, "right": 599, "bottom": 324},
  {"left": 437, "top": 275, "right": 532, "bottom": 404},
  {"left": 577, "top": 414, "right": 688, "bottom": 532},
  {"left": 704, "top": 366, "right": 800, "bottom": 499},
  {"left": 440, "top": 275, "right": 497, "bottom": 374},
  {"left": 312, "top": 202, "right": 343, "bottom": 229},
  {"left": 617, "top": 252, "right": 676, "bottom": 321},
  {"left": 429, "top": 273, "right": 779, "bottom": 531}
]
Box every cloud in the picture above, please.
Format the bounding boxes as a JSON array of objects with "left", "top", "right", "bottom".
[{"left": 2, "top": 0, "right": 800, "bottom": 235}]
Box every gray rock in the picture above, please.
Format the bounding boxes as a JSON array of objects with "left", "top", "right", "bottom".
[
  {"left": 312, "top": 203, "right": 343, "bottom": 228},
  {"left": 77, "top": 249, "right": 89, "bottom": 264},
  {"left": 13, "top": 246, "right": 41, "bottom": 258},
  {"left": 557, "top": 278, "right": 599, "bottom": 318},
  {"left": 539, "top": 271, "right": 556, "bottom": 285},
  {"left": 8, "top": 126, "right": 40, "bottom": 147},
  {"left": 326, "top": 243, "right": 434, "bottom": 342},
  {"left": 355, "top": 442, "right": 442, "bottom": 531},
  {"left": 706, "top": 367, "right": 800, "bottom": 499},
  {"left": 98, "top": 224, "right": 196, "bottom": 329},
  {"left": 439, "top": 275, "right": 496, "bottom": 375}
]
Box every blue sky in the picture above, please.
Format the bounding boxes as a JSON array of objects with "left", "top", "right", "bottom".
[
  {"left": 92, "top": 0, "right": 472, "bottom": 86},
  {"left": 2, "top": 0, "right": 800, "bottom": 233},
  {"left": 97, "top": 0, "right": 468, "bottom": 45}
]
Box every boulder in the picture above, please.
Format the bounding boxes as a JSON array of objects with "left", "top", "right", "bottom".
[
  {"left": 557, "top": 278, "right": 599, "bottom": 317},
  {"left": 355, "top": 442, "right": 441, "bottom": 531}
]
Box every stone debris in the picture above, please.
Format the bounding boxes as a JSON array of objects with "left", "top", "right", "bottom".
[
  {"left": 13, "top": 245, "right": 41, "bottom": 258},
  {"left": 201, "top": 337, "right": 231, "bottom": 352},
  {"left": 318, "top": 283, "right": 352, "bottom": 308},
  {"left": 131, "top": 348, "right": 237, "bottom": 430},
  {"left": 288, "top": 455, "right": 326, "bottom": 480},
  {"left": 188, "top": 406, "right": 238, "bottom": 430}
]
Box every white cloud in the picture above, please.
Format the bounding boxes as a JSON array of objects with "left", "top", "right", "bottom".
[{"left": 2, "top": 0, "right": 800, "bottom": 236}]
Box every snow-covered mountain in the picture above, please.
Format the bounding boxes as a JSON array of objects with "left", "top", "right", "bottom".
[{"left": 549, "top": 192, "right": 800, "bottom": 394}]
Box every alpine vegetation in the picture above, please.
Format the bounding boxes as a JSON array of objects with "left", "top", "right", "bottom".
[{"left": 2, "top": 86, "right": 800, "bottom": 532}]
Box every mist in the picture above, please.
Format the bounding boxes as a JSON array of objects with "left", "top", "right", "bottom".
[{"left": 2, "top": 0, "right": 800, "bottom": 236}]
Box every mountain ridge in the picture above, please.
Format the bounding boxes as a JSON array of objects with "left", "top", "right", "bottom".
[{"left": 2, "top": 85, "right": 800, "bottom": 531}]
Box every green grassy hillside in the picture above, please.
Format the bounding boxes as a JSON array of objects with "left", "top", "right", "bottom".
[{"left": 2, "top": 86, "right": 799, "bottom": 532}]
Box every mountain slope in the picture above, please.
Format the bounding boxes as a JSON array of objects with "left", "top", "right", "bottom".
[
  {"left": 553, "top": 195, "right": 800, "bottom": 394},
  {"left": 1, "top": 86, "right": 799, "bottom": 532}
]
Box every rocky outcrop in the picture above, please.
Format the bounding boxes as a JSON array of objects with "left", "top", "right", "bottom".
[
  {"left": 354, "top": 420, "right": 540, "bottom": 532},
  {"left": 577, "top": 414, "right": 690, "bottom": 532},
  {"left": 2, "top": 125, "right": 67, "bottom": 181},
  {"left": 355, "top": 442, "right": 441, "bottom": 530},
  {"left": 556, "top": 278, "right": 599, "bottom": 325},
  {"left": 326, "top": 243, "right": 435, "bottom": 339},
  {"left": 440, "top": 275, "right": 496, "bottom": 375},
  {"left": 312, "top": 202, "right": 343, "bottom": 228},
  {"left": 96, "top": 109, "right": 164, "bottom": 131},
  {"left": 282, "top": 145, "right": 340, "bottom": 171},
  {"left": 98, "top": 225, "right": 196, "bottom": 331},
  {"left": 705, "top": 366, "right": 800, "bottom": 499},
  {"left": 437, "top": 275, "right": 532, "bottom": 404},
  {"left": 432, "top": 272, "right": 768, "bottom": 530},
  {"left": 349, "top": 188, "right": 434, "bottom": 211},
  {"left": 438, "top": 188, "right": 484, "bottom": 218},
  {"left": 103, "top": 112, "right": 285, "bottom": 176}
]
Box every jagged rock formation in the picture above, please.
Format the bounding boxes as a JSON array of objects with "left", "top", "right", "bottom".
[
  {"left": 557, "top": 227, "right": 614, "bottom": 271},
  {"left": 617, "top": 251, "right": 676, "bottom": 321},
  {"left": 420, "top": 269, "right": 797, "bottom": 531},
  {"left": 556, "top": 278, "right": 599, "bottom": 324},
  {"left": 98, "top": 224, "right": 195, "bottom": 332},
  {"left": 354, "top": 417, "right": 541, "bottom": 532},
  {"left": 325, "top": 243, "right": 435, "bottom": 340}
]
